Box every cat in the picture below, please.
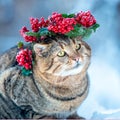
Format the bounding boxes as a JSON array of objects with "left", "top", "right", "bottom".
[{"left": 0, "top": 36, "right": 91, "bottom": 119}]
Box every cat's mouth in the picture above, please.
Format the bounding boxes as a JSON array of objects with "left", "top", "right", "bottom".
[
  {"left": 71, "top": 60, "right": 82, "bottom": 68},
  {"left": 73, "top": 62, "right": 81, "bottom": 68},
  {"left": 67, "top": 62, "right": 82, "bottom": 71}
]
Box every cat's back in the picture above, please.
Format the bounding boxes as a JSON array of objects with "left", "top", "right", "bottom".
[
  {"left": 0, "top": 66, "right": 38, "bottom": 118},
  {"left": 0, "top": 66, "right": 24, "bottom": 118},
  {"left": 0, "top": 46, "right": 18, "bottom": 73}
]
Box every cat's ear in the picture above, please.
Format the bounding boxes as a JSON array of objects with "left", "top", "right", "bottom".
[
  {"left": 33, "top": 43, "right": 49, "bottom": 57},
  {"left": 75, "top": 36, "right": 82, "bottom": 41}
]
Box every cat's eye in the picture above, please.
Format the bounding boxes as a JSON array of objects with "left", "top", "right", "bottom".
[
  {"left": 75, "top": 44, "right": 81, "bottom": 50},
  {"left": 57, "top": 51, "right": 66, "bottom": 57}
]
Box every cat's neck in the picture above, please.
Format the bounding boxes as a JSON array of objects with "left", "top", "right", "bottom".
[
  {"left": 33, "top": 65, "right": 88, "bottom": 101},
  {"left": 33, "top": 64, "right": 87, "bottom": 87}
]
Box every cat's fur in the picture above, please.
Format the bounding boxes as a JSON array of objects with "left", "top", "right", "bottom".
[{"left": 0, "top": 36, "right": 91, "bottom": 119}]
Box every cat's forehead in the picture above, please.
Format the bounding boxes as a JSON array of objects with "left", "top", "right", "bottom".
[{"left": 54, "top": 38, "right": 81, "bottom": 47}]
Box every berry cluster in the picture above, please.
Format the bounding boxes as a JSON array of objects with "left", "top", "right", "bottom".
[
  {"left": 20, "top": 26, "right": 37, "bottom": 42},
  {"left": 30, "top": 17, "right": 49, "bottom": 32},
  {"left": 19, "top": 11, "right": 97, "bottom": 43},
  {"left": 48, "top": 12, "right": 77, "bottom": 34},
  {"left": 16, "top": 49, "right": 32, "bottom": 70},
  {"left": 75, "top": 11, "right": 96, "bottom": 27}
]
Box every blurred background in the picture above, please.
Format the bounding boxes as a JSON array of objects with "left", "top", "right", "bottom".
[{"left": 0, "top": 0, "right": 120, "bottom": 119}]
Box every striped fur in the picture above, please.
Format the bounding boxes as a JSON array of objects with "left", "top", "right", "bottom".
[{"left": 0, "top": 36, "right": 91, "bottom": 119}]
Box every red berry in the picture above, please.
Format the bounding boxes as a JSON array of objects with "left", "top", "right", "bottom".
[
  {"left": 16, "top": 49, "right": 32, "bottom": 70},
  {"left": 48, "top": 12, "right": 76, "bottom": 34},
  {"left": 75, "top": 11, "right": 96, "bottom": 27},
  {"left": 20, "top": 26, "right": 37, "bottom": 42},
  {"left": 30, "top": 17, "right": 50, "bottom": 32}
]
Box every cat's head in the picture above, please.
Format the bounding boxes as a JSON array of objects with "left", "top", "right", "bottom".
[{"left": 33, "top": 36, "right": 91, "bottom": 76}]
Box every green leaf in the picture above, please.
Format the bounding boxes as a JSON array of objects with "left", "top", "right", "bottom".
[
  {"left": 50, "top": 31, "right": 56, "bottom": 36},
  {"left": 26, "top": 31, "right": 40, "bottom": 37},
  {"left": 62, "top": 14, "right": 68, "bottom": 18},
  {"left": 32, "top": 61, "right": 35, "bottom": 65},
  {"left": 62, "top": 13, "right": 75, "bottom": 18},
  {"left": 26, "top": 28, "right": 52, "bottom": 38},
  {"left": 82, "top": 28, "right": 92, "bottom": 40},
  {"left": 21, "top": 67, "right": 32, "bottom": 76},
  {"left": 17, "top": 41, "right": 24, "bottom": 49},
  {"left": 90, "top": 23, "right": 100, "bottom": 32},
  {"left": 65, "top": 25, "right": 86, "bottom": 38},
  {"left": 39, "top": 27, "right": 50, "bottom": 36},
  {"left": 68, "top": 14, "right": 75, "bottom": 18},
  {"left": 66, "top": 24, "right": 94, "bottom": 39}
]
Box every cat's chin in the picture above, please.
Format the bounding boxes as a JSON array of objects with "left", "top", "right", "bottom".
[{"left": 54, "top": 63, "right": 85, "bottom": 77}]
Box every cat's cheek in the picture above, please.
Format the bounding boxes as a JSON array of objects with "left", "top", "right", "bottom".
[{"left": 58, "top": 57, "right": 69, "bottom": 64}]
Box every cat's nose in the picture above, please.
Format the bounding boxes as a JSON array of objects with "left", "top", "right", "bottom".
[{"left": 73, "top": 57, "right": 79, "bottom": 62}]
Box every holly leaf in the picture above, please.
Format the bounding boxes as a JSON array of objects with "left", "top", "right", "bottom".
[
  {"left": 62, "top": 13, "right": 75, "bottom": 18},
  {"left": 62, "top": 14, "right": 68, "bottom": 18},
  {"left": 90, "top": 23, "right": 100, "bottom": 32},
  {"left": 65, "top": 30, "right": 78, "bottom": 38},
  {"left": 21, "top": 67, "right": 32, "bottom": 76},
  {"left": 17, "top": 41, "right": 24, "bottom": 49},
  {"left": 26, "top": 31, "right": 40, "bottom": 37},
  {"left": 32, "top": 61, "right": 35, "bottom": 65},
  {"left": 39, "top": 27, "right": 50, "bottom": 36},
  {"left": 82, "top": 28, "right": 92, "bottom": 40},
  {"left": 68, "top": 14, "right": 75, "bottom": 18},
  {"left": 66, "top": 25, "right": 86, "bottom": 38}
]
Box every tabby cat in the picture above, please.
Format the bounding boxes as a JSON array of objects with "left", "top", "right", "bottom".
[{"left": 0, "top": 36, "right": 91, "bottom": 119}]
